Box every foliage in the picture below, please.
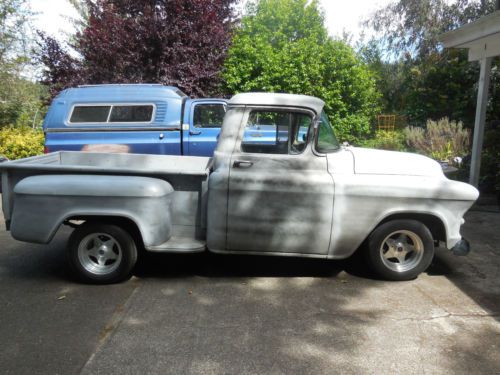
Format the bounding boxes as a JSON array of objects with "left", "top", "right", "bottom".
[
  {"left": 0, "top": 126, "right": 44, "bottom": 159},
  {"left": 65, "top": 0, "right": 89, "bottom": 35},
  {"left": 403, "top": 51, "right": 499, "bottom": 127},
  {"left": 0, "top": 0, "right": 32, "bottom": 67},
  {"left": 360, "top": 130, "right": 407, "bottom": 151},
  {"left": 0, "top": 71, "right": 48, "bottom": 127},
  {"left": 38, "top": 0, "right": 237, "bottom": 97},
  {"left": 479, "top": 126, "right": 500, "bottom": 192},
  {"left": 362, "top": 0, "right": 499, "bottom": 127},
  {"left": 404, "top": 118, "right": 470, "bottom": 163},
  {"left": 0, "top": 0, "right": 47, "bottom": 128},
  {"left": 222, "top": 0, "right": 381, "bottom": 144},
  {"left": 358, "top": 40, "right": 407, "bottom": 114}
]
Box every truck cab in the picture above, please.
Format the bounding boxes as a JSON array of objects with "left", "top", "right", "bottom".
[{"left": 43, "top": 84, "right": 226, "bottom": 157}]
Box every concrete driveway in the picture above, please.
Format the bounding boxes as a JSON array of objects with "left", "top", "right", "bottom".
[{"left": 0, "top": 198, "right": 498, "bottom": 374}]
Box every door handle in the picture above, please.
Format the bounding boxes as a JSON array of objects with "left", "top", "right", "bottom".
[
  {"left": 159, "top": 133, "right": 164, "bottom": 140},
  {"left": 189, "top": 130, "right": 202, "bottom": 135},
  {"left": 233, "top": 160, "right": 254, "bottom": 168}
]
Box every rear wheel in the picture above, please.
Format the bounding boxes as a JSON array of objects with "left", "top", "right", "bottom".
[
  {"left": 68, "top": 222, "right": 137, "bottom": 284},
  {"left": 365, "top": 219, "right": 435, "bottom": 281}
]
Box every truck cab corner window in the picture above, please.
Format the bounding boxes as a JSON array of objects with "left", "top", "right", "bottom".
[{"left": 316, "top": 111, "right": 340, "bottom": 153}]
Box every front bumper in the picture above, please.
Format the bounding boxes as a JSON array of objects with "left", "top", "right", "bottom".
[{"left": 451, "top": 238, "right": 470, "bottom": 256}]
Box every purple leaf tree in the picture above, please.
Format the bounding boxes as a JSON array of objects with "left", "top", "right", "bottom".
[{"left": 38, "top": 0, "right": 236, "bottom": 97}]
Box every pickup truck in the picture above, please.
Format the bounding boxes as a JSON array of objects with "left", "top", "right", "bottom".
[
  {"left": 0, "top": 93, "right": 479, "bottom": 284},
  {"left": 43, "top": 84, "right": 226, "bottom": 157}
]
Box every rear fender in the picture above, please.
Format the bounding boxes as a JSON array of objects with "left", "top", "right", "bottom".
[{"left": 10, "top": 175, "right": 174, "bottom": 247}]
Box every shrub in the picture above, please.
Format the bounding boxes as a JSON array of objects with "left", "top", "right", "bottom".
[
  {"left": 479, "top": 127, "right": 500, "bottom": 193},
  {"left": 403, "top": 117, "right": 470, "bottom": 163},
  {"left": 0, "top": 127, "right": 45, "bottom": 160},
  {"left": 359, "top": 130, "right": 407, "bottom": 151}
]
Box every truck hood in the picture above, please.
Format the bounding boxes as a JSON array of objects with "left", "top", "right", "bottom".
[{"left": 349, "top": 147, "right": 444, "bottom": 177}]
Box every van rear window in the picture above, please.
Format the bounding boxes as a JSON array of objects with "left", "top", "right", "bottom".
[{"left": 69, "top": 104, "right": 154, "bottom": 123}]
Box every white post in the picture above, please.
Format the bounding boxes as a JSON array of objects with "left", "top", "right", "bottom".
[{"left": 469, "top": 56, "right": 492, "bottom": 187}]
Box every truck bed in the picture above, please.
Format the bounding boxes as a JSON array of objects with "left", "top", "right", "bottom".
[
  {"left": 1, "top": 152, "right": 212, "bottom": 231},
  {"left": 0, "top": 151, "right": 211, "bottom": 176}
]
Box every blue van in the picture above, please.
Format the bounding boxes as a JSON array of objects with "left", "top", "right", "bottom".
[{"left": 43, "top": 84, "right": 227, "bottom": 157}]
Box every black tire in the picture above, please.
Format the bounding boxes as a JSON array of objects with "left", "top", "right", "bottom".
[
  {"left": 68, "top": 222, "right": 138, "bottom": 284},
  {"left": 365, "top": 219, "right": 435, "bottom": 281}
]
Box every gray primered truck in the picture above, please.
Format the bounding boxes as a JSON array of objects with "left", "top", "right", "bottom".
[{"left": 0, "top": 93, "right": 478, "bottom": 283}]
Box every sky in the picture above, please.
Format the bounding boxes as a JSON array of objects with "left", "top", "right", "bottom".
[{"left": 30, "top": 0, "right": 393, "bottom": 44}]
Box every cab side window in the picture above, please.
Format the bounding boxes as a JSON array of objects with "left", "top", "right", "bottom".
[
  {"left": 193, "top": 104, "right": 226, "bottom": 128},
  {"left": 241, "top": 110, "right": 311, "bottom": 154}
]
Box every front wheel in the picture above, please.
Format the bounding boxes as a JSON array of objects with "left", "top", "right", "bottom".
[
  {"left": 68, "top": 222, "right": 138, "bottom": 284},
  {"left": 365, "top": 219, "right": 435, "bottom": 281}
]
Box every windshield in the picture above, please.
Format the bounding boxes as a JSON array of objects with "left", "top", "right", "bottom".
[{"left": 316, "top": 111, "right": 339, "bottom": 153}]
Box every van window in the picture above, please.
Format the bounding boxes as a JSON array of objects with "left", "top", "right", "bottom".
[{"left": 69, "top": 104, "right": 154, "bottom": 124}]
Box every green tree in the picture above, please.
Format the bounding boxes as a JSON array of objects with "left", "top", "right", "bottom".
[
  {"left": 223, "top": 0, "right": 380, "bottom": 143},
  {"left": 0, "top": 0, "right": 47, "bottom": 128},
  {"left": 363, "top": 0, "right": 500, "bottom": 192},
  {"left": 362, "top": 0, "right": 499, "bottom": 127},
  {"left": 358, "top": 40, "right": 407, "bottom": 115},
  {"left": 0, "top": 0, "right": 31, "bottom": 67}
]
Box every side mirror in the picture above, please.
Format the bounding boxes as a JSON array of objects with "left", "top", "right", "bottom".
[{"left": 302, "top": 134, "right": 307, "bottom": 142}]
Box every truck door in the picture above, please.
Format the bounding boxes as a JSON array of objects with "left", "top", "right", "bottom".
[
  {"left": 183, "top": 100, "right": 226, "bottom": 156},
  {"left": 226, "top": 107, "right": 334, "bottom": 255}
]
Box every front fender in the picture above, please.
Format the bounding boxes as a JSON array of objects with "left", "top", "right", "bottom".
[
  {"left": 328, "top": 175, "right": 478, "bottom": 258},
  {"left": 10, "top": 175, "right": 174, "bottom": 247}
]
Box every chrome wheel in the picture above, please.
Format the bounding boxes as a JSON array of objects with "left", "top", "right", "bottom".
[
  {"left": 379, "top": 230, "right": 424, "bottom": 273},
  {"left": 77, "top": 233, "right": 122, "bottom": 275}
]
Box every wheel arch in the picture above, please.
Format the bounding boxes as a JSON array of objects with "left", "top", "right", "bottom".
[
  {"left": 65, "top": 215, "right": 145, "bottom": 249},
  {"left": 377, "top": 212, "right": 446, "bottom": 244}
]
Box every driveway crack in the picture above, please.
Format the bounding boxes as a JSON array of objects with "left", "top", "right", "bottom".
[
  {"left": 78, "top": 282, "right": 141, "bottom": 374},
  {"left": 390, "top": 312, "right": 499, "bottom": 322}
]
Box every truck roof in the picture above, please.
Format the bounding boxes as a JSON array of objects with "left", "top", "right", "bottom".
[
  {"left": 56, "top": 84, "right": 187, "bottom": 101},
  {"left": 228, "top": 92, "right": 325, "bottom": 115}
]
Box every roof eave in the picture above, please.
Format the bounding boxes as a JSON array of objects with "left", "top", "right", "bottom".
[{"left": 439, "top": 10, "right": 500, "bottom": 48}]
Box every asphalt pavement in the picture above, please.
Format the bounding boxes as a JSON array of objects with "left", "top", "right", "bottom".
[{"left": 0, "top": 198, "right": 498, "bottom": 374}]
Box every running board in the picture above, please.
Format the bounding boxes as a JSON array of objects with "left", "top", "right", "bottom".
[{"left": 146, "top": 236, "right": 206, "bottom": 253}]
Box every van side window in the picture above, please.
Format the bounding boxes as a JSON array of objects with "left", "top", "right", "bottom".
[
  {"left": 193, "top": 104, "right": 226, "bottom": 128},
  {"left": 241, "top": 110, "right": 311, "bottom": 155},
  {"left": 69, "top": 104, "right": 154, "bottom": 124}
]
